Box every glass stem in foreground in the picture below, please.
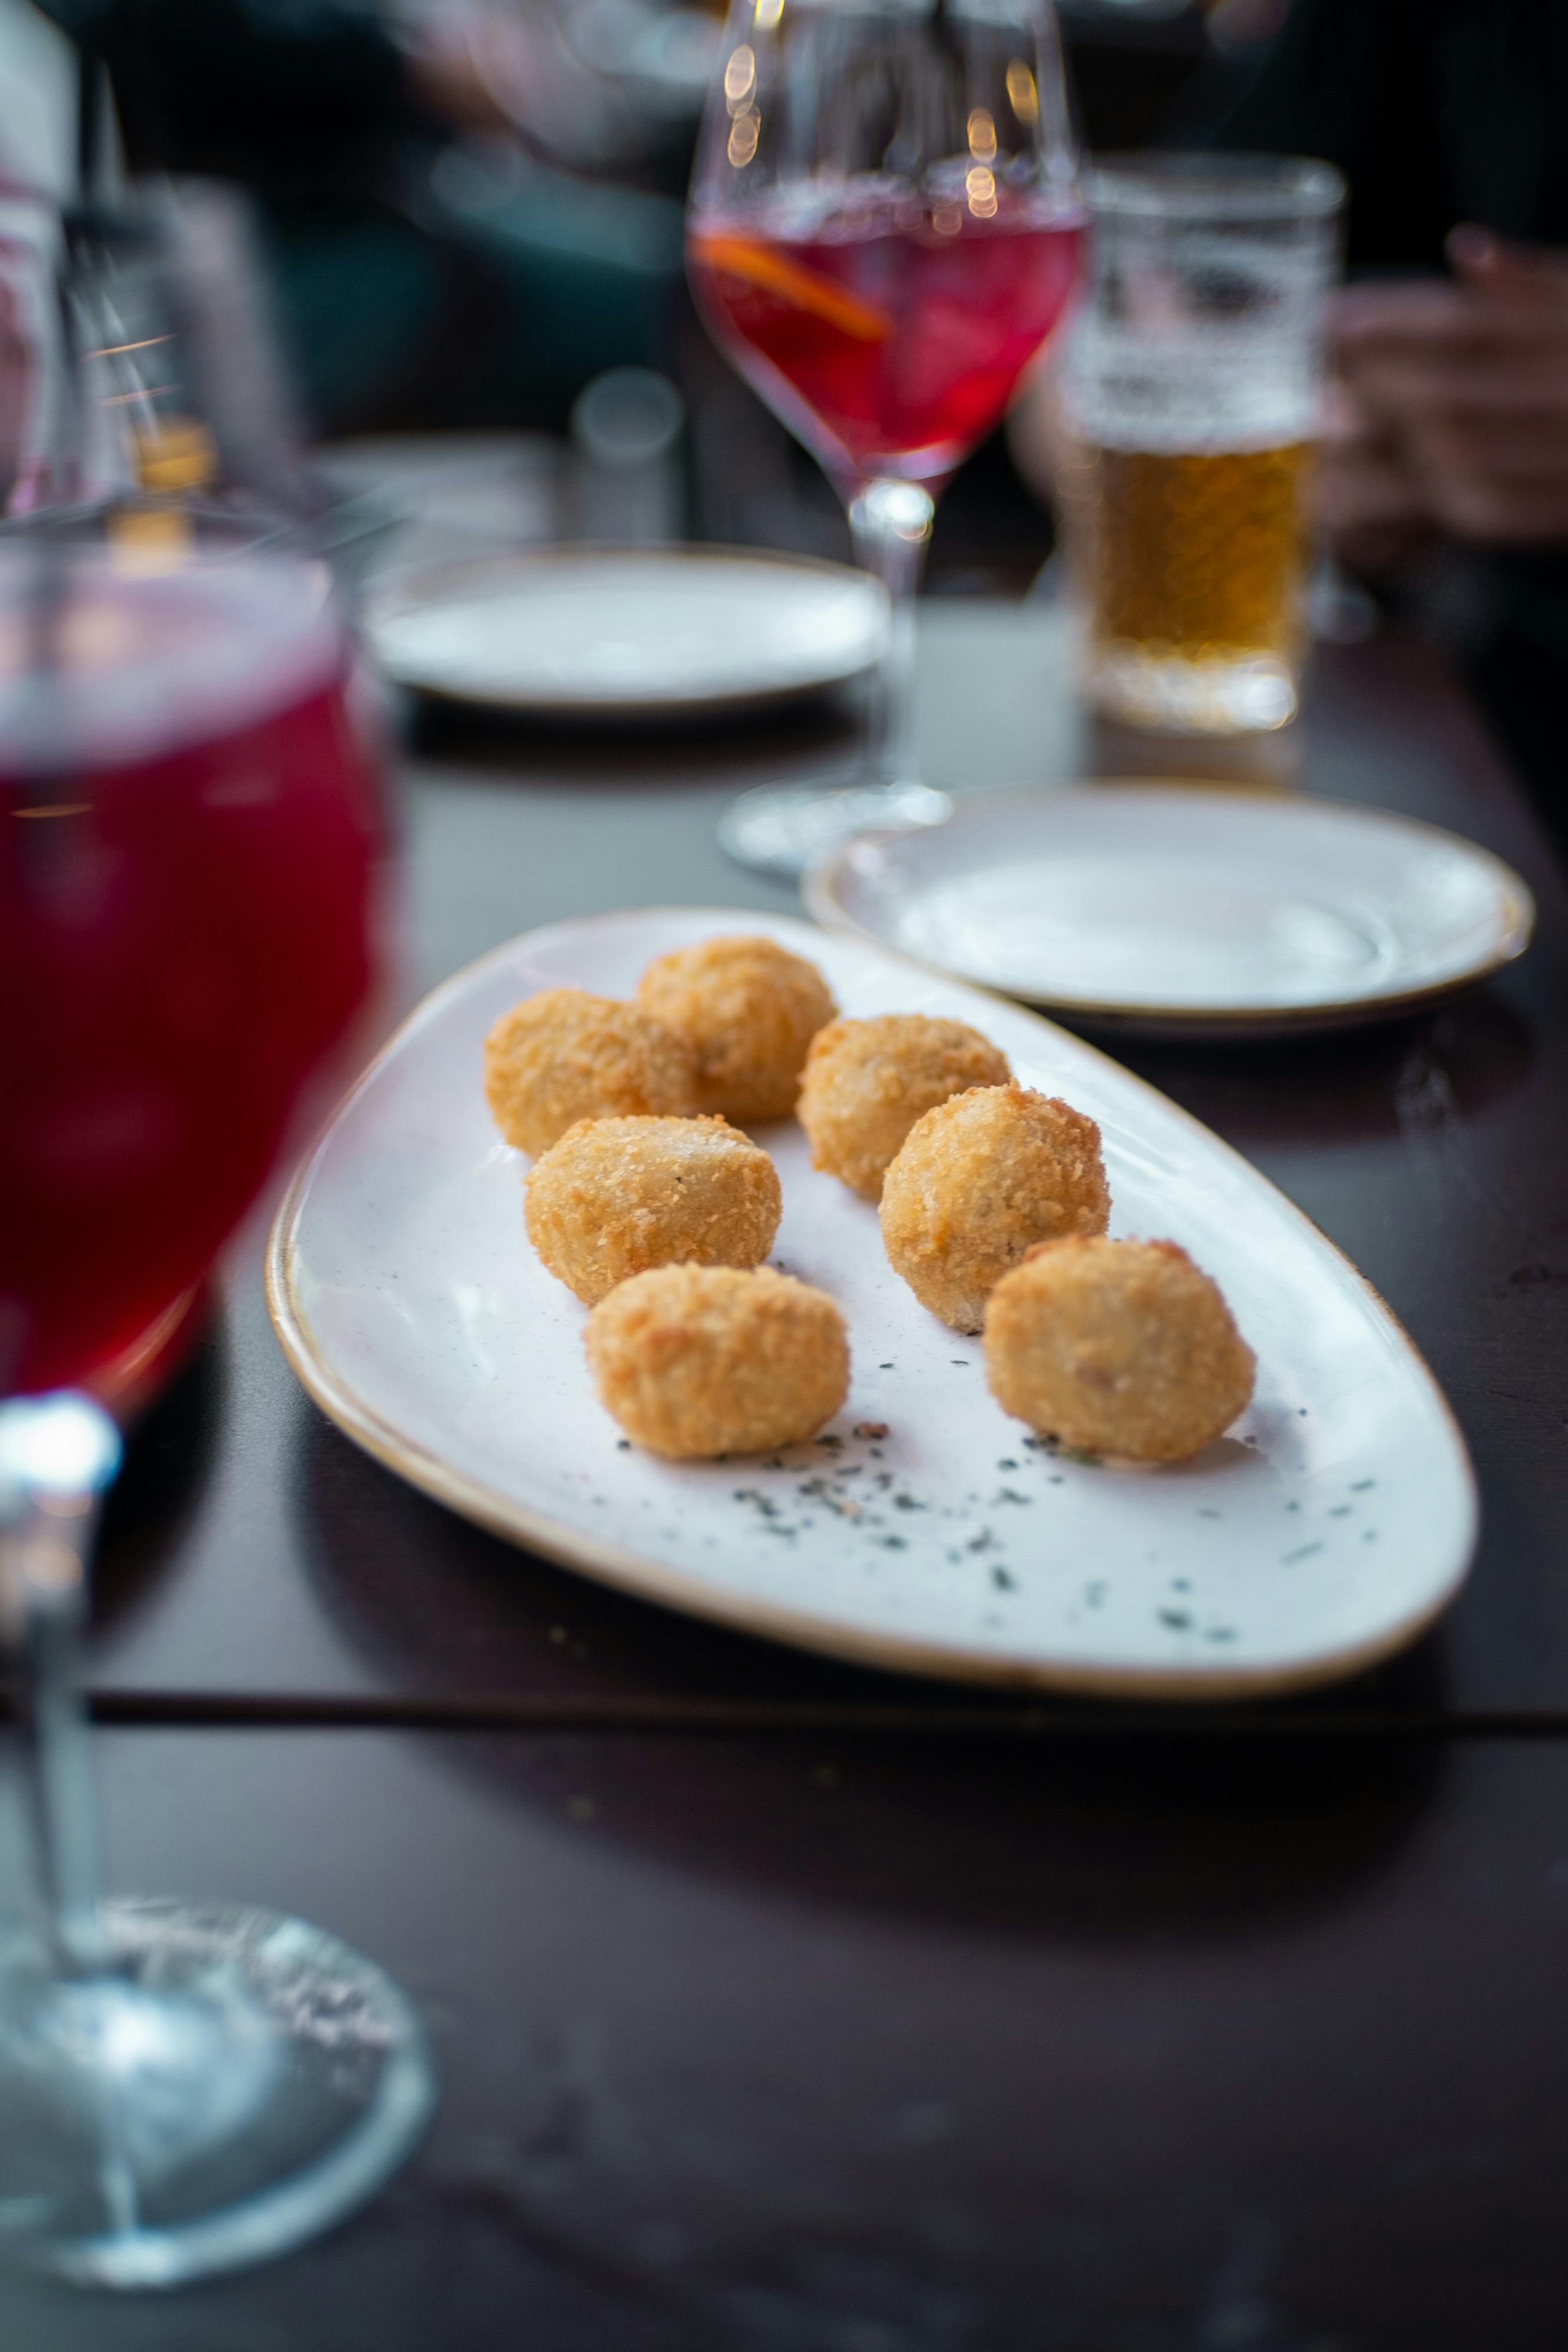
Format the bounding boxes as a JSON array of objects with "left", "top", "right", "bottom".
[
  {"left": 848, "top": 477, "right": 935, "bottom": 791},
  {"left": 0, "top": 1395, "right": 121, "bottom": 1981},
  {"left": 0, "top": 1396, "right": 142, "bottom": 2240}
]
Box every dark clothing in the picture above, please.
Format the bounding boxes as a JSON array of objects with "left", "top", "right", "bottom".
[
  {"left": 41, "top": 0, "right": 423, "bottom": 186},
  {"left": 1188, "top": 0, "right": 1568, "bottom": 272},
  {"left": 1183, "top": 0, "right": 1568, "bottom": 827}
]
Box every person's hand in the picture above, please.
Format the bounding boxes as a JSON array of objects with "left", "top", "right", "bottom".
[
  {"left": 1313, "top": 375, "right": 1435, "bottom": 573},
  {"left": 1328, "top": 228, "right": 1568, "bottom": 547}
]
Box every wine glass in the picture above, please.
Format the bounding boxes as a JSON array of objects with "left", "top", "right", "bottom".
[
  {"left": 687, "top": 0, "right": 1084, "bottom": 877},
  {"left": 0, "top": 495, "right": 434, "bottom": 2281}
]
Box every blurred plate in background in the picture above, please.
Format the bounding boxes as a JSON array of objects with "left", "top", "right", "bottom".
[
  {"left": 807, "top": 784, "right": 1534, "bottom": 1038},
  {"left": 365, "top": 547, "right": 889, "bottom": 719}
]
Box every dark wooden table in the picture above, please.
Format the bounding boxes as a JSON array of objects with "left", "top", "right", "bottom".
[{"left": 5, "top": 603, "right": 1567, "bottom": 2350}]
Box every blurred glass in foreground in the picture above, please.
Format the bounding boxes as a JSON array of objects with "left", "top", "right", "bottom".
[
  {"left": 1061, "top": 154, "right": 1343, "bottom": 733},
  {"left": 0, "top": 179, "right": 392, "bottom": 1398},
  {"left": 0, "top": 517, "right": 382, "bottom": 1398},
  {"left": 0, "top": 186, "right": 431, "bottom": 2288}
]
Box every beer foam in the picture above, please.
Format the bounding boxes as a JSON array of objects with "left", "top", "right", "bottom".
[
  {"left": 1065, "top": 326, "right": 1319, "bottom": 452},
  {"left": 0, "top": 544, "right": 343, "bottom": 774},
  {"left": 1067, "top": 385, "right": 1318, "bottom": 454},
  {"left": 1069, "top": 216, "right": 1328, "bottom": 452}
]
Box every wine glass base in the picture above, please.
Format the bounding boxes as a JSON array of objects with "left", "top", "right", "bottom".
[
  {"left": 0, "top": 1897, "right": 437, "bottom": 2290},
  {"left": 718, "top": 778, "right": 952, "bottom": 878}
]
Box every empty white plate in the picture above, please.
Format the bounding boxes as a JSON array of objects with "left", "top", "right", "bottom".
[
  {"left": 365, "top": 547, "right": 889, "bottom": 717},
  {"left": 268, "top": 909, "right": 1477, "bottom": 1700},
  {"left": 806, "top": 785, "right": 1534, "bottom": 1036}
]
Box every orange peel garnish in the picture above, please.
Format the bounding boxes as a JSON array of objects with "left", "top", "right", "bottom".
[{"left": 691, "top": 230, "right": 892, "bottom": 342}]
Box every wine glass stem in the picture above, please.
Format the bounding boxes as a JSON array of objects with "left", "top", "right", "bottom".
[
  {"left": 6, "top": 1486, "right": 109, "bottom": 1980},
  {"left": 0, "top": 1395, "right": 144, "bottom": 2240},
  {"left": 1, "top": 1396, "right": 121, "bottom": 1983},
  {"left": 848, "top": 477, "right": 935, "bottom": 792}
]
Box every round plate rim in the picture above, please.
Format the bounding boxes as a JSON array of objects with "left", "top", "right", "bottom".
[
  {"left": 363, "top": 543, "right": 891, "bottom": 717},
  {"left": 266, "top": 907, "right": 1477, "bottom": 1704},
  {"left": 803, "top": 781, "right": 1537, "bottom": 1032}
]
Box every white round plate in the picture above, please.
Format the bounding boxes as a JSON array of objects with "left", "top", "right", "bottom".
[
  {"left": 806, "top": 786, "right": 1535, "bottom": 1037},
  {"left": 363, "top": 547, "right": 890, "bottom": 718},
  {"left": 268, "top": 910, "right": 1476, "bottom": 1700}
]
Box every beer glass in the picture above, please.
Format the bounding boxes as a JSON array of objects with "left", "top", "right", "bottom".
[{"left": 1062, "top": 155, "right": 1343, "bottom": 734}]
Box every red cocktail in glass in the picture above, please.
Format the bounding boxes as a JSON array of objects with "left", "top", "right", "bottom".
[
  {"left": 687, "top": 0, "right": 1084, "bottom": 876},
  {"left": 0, "top": 544, "right": 382, "bottom": 1395},
  {"left": 690, "top": 190, "right": 1084, "bottom": 490},
  {"left": 0, "top": 519, "right": 433, "bottom": 2288}
]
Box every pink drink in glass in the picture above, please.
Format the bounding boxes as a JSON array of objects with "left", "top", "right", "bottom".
[
  {"left": 690, "top": 186, "right": 1084, "bottom": 486},
  {"left": 0, "top": 549, "right": 383, "bottom": 1395}
]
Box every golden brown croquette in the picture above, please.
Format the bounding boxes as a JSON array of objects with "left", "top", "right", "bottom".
[
  {"left": 880, "top": 1083, "right": 1109, "bottom": 1331},
  {"left": 483, "top": 986, "right": 696, "bottom": 1157},
  {"left": 584, "top": 1264, "right": 849, "bottom": 1458},
  {"left": 524, "top": 1115, "right": 782, "bottom": 1304},
  {"left": 796, "top": 1013, "right": 1012, "bottom": 1201},
  {"left": 636, "top": 935, "right": 837, "bottom": 1123},
  {"left": 983, "top": 1235, "right": 1256, "bottom": 1463}
]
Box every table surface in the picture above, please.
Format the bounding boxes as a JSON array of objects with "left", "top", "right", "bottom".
[{"left": 6, "top": 596, "right": 1568, "bottom": 2349}]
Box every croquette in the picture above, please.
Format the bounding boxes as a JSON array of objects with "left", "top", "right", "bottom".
[
  {"left": 483, "top": 986, "right": 696, "bottom": 1157},
  {"left": 797, "top": 1014, "right": 1012, "bottom": 1201},
  {"left": 525, "top": 1115, "right": 782, "bottom": 1304},
  {"left": 880, "top": 1083, "right": 1110, "bottom": 1332},
  {"left": 584, "top": 1264, "right": 849, "bottom": 1458},
  {"left": 636, "top": 935, "right": 837, "bottom": 1123},
  {"left": 984, "top": 1235, "right": 1256, "bottom": 1463}
]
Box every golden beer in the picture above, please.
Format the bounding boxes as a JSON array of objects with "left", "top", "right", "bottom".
[
  {"left": 1070, "top": 438, "right": 1315, "bottom": 733},
  {"left": 1065, "top": 156, "right": 1343, "bottom": 732}
]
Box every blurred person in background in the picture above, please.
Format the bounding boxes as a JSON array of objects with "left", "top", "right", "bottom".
[
  {"left": 1015, "top": 0, "right": 1568, "bottom": 830},
  {"left": 32, "top": 0, "right": 687, "bottom": 437}
]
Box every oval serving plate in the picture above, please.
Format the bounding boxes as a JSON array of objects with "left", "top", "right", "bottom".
[
  {"left": 364, "top": 546, "right": 889, "bottom": 720},
  {"left": 805, "top": 784, "right": 1534, "bottom": 1038},
  {"left": 268, "top": 909, "right": 1477, "bottom": 1699}
]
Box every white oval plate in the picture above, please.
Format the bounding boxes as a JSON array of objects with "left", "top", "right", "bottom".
[
  {"left": 806, "top": 785, "right": 1534, "bottom": 1037},
  {"left": 364, "top": 547, "right": 889, "bottom": 718},
  {"left": 267, "top": 910, "right": 1476, "bottom": 1700}
]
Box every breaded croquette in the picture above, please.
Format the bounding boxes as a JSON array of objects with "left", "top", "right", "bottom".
[
  {"left": 797, "top": 1013, "right": 1012, "bottom": 1201},
  {"left": 584, "top": 1264, "right": 849, "bottom": 1458},
  {"left": 636, "top": 934, "right": 837, "bottom": 1123},
  {"left": 484, "top": 985, "right": 696, "bottom": 1157},
  {"left": 880, "top": 1083, "right": 1110, "bottom": 1331},
  {"left": 525, "top": 1115, "right": 781, "bottom": 1304},
  {"left": 984, "top": 1235, "right": 1256, "bottom": 1463}
]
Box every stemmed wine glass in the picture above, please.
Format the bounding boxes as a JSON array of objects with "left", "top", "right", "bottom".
[
  {"left": 688, "top": 0, "right": 1084, "bottom": 877},
  {"left": 0, "top": 201, "right": 434, "bottom": 2289}
]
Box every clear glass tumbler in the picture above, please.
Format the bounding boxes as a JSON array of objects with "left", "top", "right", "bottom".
[{"left": 1061, "top": 154, "right": 1344, "bottom": 735}]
